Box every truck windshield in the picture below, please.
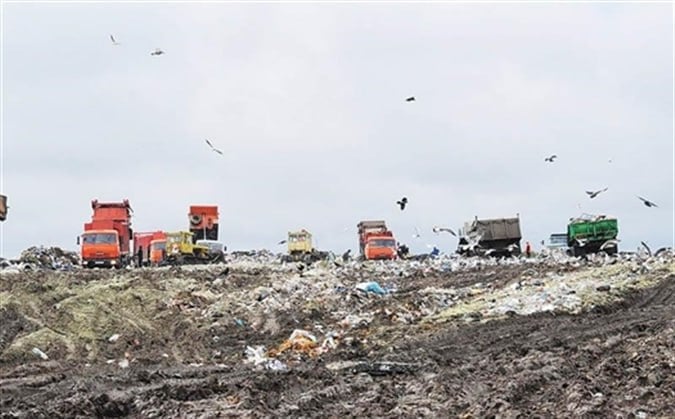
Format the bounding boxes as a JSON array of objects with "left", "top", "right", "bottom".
[
  {"left": 82, "top": 233, "right": 117, "bottom": 244},
  {"left": 370, "top": 239, "right": 396, "bottom": 248},
  {"left": 151, "top": 242, "right": 166, "bottom": 251}
]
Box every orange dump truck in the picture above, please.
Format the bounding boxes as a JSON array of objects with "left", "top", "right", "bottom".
[
  {"left": 149, "top": 232, "right": 168, "bottom": 266},
  {"left": 80, "top": 199, "right": 133, "bottom": 268},
  {"left": 357, "top": 220, "right": 398, "bottom": 260},
  {"left": 133, "top": 231, "right": 165, "bottom": 266},
  {"left": 188, "top": 205, "right": 219, "bottom": 243}
]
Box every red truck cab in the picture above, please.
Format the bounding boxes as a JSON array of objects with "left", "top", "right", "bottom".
[
  {"left": 80, "top": 199, "right": 133, "bottom": 268},
  {"left": 357, "top": 220, "right": 398, "bottom": 260},
  {"left": 81, "top": 228, "right": 121, "bottom": 267}
]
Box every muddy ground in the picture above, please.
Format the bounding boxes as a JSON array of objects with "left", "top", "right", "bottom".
[{"left": 0, "top": 255, "right": 673, "bottom": 418}]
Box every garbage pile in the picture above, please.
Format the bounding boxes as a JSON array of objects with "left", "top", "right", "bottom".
[
  {"left": 0, "top": 246, "right": 80, "bottom": 271},
  {"left": 0, "top": 249, "right": 672, "bottom": 417}
]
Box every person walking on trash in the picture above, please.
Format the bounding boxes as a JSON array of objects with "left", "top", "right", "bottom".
[{"left": 525, "top": 241, "right": 532, "bottom": 257}]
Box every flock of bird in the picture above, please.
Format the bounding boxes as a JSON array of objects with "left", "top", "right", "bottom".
[
  {"left": 107, "top": 33, "right": 661, "bottom": 251},
  {"left": 391, "top": 140, "right": 660, "bottom": 246},
  {"left": 541, "top": 154, "right": 659, "bottom": 208}
]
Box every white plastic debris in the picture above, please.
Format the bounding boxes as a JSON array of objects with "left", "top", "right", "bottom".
[
  {"left": 31, "top": 347, "right": 49, "bottom": 360},
  {"left": 245, "top": 345, "right": 268, "bottom": 366},
  {"left": 265, "top": 359, "right": 288, "bottom": 371},
  {"left": 108, "top": 334, "right": 121, "bottom": 343},
  {"left": 289, "top": 329, "right": 317, "bottom": 343}
]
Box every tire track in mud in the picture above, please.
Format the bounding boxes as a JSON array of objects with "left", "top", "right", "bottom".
[{"left": 394, "top": 274, "right": 675, "bottom": 417}]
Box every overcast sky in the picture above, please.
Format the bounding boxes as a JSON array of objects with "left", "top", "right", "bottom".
[{"left": 0, "top": 2, "right": 673, "bottom": 259}]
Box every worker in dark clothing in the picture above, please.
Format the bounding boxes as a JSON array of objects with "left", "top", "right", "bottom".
[
  {"left": 342, "top": 249, "right": 352, "bottom": 262},
  {"left": 525, "top": 241, "right": 532, "bottom": 258},
  {"left": 397, "top": 243, "right": 410, "bottom": 259},
  {"left": 137, "top": 247, "right": 143, "bottom": 267}
]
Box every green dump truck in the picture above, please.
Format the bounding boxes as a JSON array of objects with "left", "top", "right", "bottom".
[{"left": 567, "top": 214, "right": 618, "bottom": 256}]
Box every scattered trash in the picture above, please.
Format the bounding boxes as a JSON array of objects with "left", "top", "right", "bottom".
[
  {"left": 108, "top": 334, "right": 121, "bottom": 343},
  {"left": 245, "top": 345, "right": 269, "bottom": 366},
  {"left": 265, "top": 359, "right": 288, "bottom": 371},
  {"left": 356, "top": 281, "right": 387, "bottom": 296},
  {"left": 596, "top": 285, "right": 611, "bottom": 292},
  {"left": 118, "top": 358, "right": 130, "bottom": 369},
  {"left": 31, "top": 347, "right": 48, "bottom": 360}
]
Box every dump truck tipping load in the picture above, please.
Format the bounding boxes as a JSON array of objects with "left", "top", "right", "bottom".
[
  {"left": 357, "top": 220, "right": 397, "bottom": 260},
  {"left": 80, "top": 199, "right": 133, "bottom": 268},
  {"left": 457, "top": 215, "right": 522, "bottom": 257},
  {"left": 189, "top": 205, "right": 219, "bottom": 243},
  {"left": 567, "top": 214, "right": 618, "bottom": 256}
]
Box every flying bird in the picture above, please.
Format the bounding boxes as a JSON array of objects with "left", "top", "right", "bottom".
[
  {"left": 544, "top": 154, "right": 557, "bottom": 162},
  {"left": 586, "top": 187, "right": 608, "bottom": 199},
  {"left": 277, "top": 240, "right": 287, "bottom": 245},
  {"left": 432, "top": 226, "right": 457, "bottom": 237},
  {"left": 413, "top": 227, "right": 421, "bottom": 239},
  {"left": 109, "top": 35, "right": 120, "bottom": 46},
  {"left": 637, "top": 196, "right": 658, "bottom": 208},
  {"left": 405, "top": 96, "right": 415, "bottom": 102},
  {"left": 396, "top": 197, "right": 408, "bottom": 210},
  {"left": 204, "top": 139, "right": 223, "bottom": 155},
  {"left": 150, "top": 48, "right": 165, "bottom": 56}
]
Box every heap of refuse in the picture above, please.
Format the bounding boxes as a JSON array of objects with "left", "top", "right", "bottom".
[
  {"left": 0, "top": 246, "right": 672, "bottom": 418},
  {"left": 0, "top": 246, "right": 81, "bottom": 271}
]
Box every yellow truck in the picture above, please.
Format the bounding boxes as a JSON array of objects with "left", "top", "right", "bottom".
[{"left": 282, "top": 229, "right": 329, "bottom": 263}]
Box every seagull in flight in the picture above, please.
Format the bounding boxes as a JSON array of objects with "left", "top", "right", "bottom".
[
  {"left": 204, "top": 139, "right": 224, "bottom": 155},
  {"left": 637, "top": 196, "right": 658, "bottom": 208},
  {"left": 586, "top": 187, "right": 608, "bottom": 199},
  {"left": 544, "top": 154, "right": 557, "bottom": 163},
  {"left": 412, "top": 227, "right": 421, "bottom": 239},
  {"left": 432, "top": 226, "right": 457, "bottom": 237},
  {"left": 277, "top": 240, "right": 287, "bottom": 245},
  {"left": 109, "top": 35, "right": 120, "bottom": 46},
  {"left": 396, "top": 197, "right": 408, "bottom": 210},
  {"left": 150, "top": 48, "right": 165, "bottom": 56},
  {"left": 405, "top": 96, "right": 416, "bottom": 102}
]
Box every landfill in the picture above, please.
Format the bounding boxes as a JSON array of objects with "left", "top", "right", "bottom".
[{"left": 0, "top": 247, "right": 673, "bottom": 417}]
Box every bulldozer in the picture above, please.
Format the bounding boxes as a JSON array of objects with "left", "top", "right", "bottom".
[
  {"left": 165, "top": 231, "right": 212, "bottom": 265},
  {"left": 281, "top": 229, "right": 329, "bottom": 263}
]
